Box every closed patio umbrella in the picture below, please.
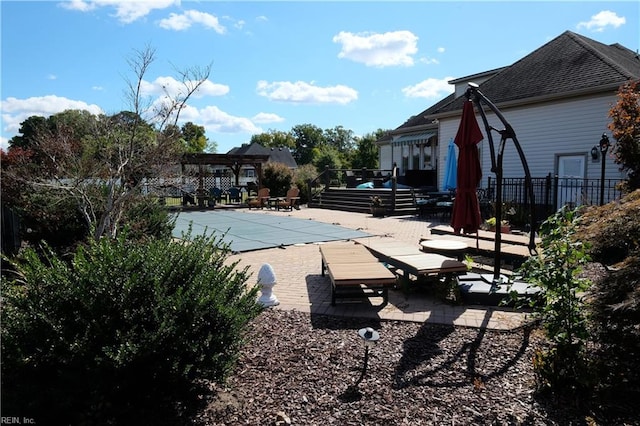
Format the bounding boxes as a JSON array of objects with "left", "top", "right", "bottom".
[
  {"left": 451, "top": 100, "right": 483, "bottom": 234},
  {"left": 442, "top": 139, "right": 457, "bottom": 191}
]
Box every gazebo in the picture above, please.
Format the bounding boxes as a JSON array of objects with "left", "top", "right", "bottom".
[{"left": 180, "top": 153, "right": 270, "bottom": 207}]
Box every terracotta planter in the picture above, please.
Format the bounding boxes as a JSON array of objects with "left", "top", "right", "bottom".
[{"left": 489, "top": 225, "right": 511, "bottom": 234}]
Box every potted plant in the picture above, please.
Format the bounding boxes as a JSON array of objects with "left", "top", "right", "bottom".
[
  {"left": 370, "top": 195, "right": 386, "bottom": 217},
  {"left": 484, "top": 217, "right": 511, "bottom": 233}
]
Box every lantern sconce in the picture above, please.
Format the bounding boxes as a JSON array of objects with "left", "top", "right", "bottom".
[{"left": 590, "top": 146, "right": 599, "bottom": 161}]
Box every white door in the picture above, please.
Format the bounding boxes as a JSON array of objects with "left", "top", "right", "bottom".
[{"left": 557, "top": 155, "right": 586, "bottom": 209}]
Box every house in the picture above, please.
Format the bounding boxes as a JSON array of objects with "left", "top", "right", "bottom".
[
  {"left": 224, "top": 142, "right": 298, "bottom": 187},
  {"left": 379, "top": 31, "right": 640, "bottom": 207}
]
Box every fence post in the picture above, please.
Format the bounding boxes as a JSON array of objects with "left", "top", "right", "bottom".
[
  {"left": 324, "top": 165, "right": 330, "bottom": 190},
  {"left": 552, "top": 175, "right": 559, "bottom": 211}
]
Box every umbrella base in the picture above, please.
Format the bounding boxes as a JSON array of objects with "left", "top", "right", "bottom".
[{"left": 458, "top": 273, "right": 539, "bottom": 306}]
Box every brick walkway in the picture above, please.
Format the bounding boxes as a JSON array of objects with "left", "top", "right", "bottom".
[{"left": 227, "top": 206, "right": 530, "bottom": 330}]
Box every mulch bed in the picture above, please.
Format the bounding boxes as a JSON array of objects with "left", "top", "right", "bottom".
[
  {"left": 197, "top": 309, "right": 589, "bottom": 425},
  {"left": 193, "top": 261, "right": 635, "bottom": 425}
]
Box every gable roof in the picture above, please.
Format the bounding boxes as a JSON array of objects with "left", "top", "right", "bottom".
[
  {"left": 228, "top": 142, "right": 298, "bottom": 168},
  {"left": 398, "top": 31, "right": 640, "bottom": 128}
]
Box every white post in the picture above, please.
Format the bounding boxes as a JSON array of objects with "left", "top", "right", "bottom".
[{"left": 257, "top": 263, "right": 279, "bottom": 307}]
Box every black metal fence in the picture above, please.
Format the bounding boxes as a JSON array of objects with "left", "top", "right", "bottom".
[{"left": 485, "top": 174, "right": 623, "bottom": 225}]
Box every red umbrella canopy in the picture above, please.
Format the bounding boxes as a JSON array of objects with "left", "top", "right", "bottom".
[{"left": 451, "top": 100, "right": 484, "bottom": 234}]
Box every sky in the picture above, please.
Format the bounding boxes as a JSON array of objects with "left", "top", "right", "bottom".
[{"left": 1, "top": 1, "right": 639, "bottom": 154}]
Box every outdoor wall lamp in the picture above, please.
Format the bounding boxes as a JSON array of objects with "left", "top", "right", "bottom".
[
  {"left": 590, "top": 146, "right": 600, "bottom": 160},
  {"left": 356, "top": 327, "right": 379, "bottom": 385}
]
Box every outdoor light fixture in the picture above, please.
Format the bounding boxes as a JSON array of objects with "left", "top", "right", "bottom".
[
  {"left": 356, "top": 327, "right": 380, "bottom": 385},
  {"left": 599, "top": 133, "right": 611, "bottom": 154},
  {"left": 591, "top": 146, "right": 599, "bottom": 160},
  {"left": 598, "top": 133, "right": 611, "bottom": 205}
]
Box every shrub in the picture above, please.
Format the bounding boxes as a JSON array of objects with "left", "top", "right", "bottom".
[
  {"left": 262, "top": 162, "right": 293, "bottom": 197},
  {"left": 578, "top": 190, "right": 640, "bottom": 406},
  {"left": 293, "top": 163, "right": 319, "bottom": 204},
  {"left": 517, "top": 207, "right": 593, "bottom": 393},
  {"left": 1, "top": 230, "right": 262, "bottom": 424}
]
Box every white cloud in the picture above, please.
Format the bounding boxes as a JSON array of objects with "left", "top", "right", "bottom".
[
  {"left": 47, "top": 74, "right": 58, "bottom": 80},
  {"left": 198, "top": 106, "right": 262, "bottom": 134},
  {"left": 256, "top": 80, "right": 358, "bottom": 104},
  {"left": 1, "top": 95, "right": 103, "bottom": 136},
  {"left": 332, "top": 30, "right": 418, "bottom": 67},
  {"left": 60, "top": 0, "right": 179, "bottom": 24},
  {"left": 252, "top": 112, "right": 284, "bottom": 124},
  {"left": 420, "top": 57, "right": 440, "bottom": 65},
  {"left": 577, "top": 10, "right": 626, "bottom": 32},
  {"left": 158, "top": 10, "right": 226, "bottom": 33},
  {"left": 402, "top": 77, "right": 455, "bottom": 99},
  {"left": 1, "top": 136, "right": 9, "bottom": 152},
  {"left": 437, "top": 47, "right": 445, "bottom": 53},
  {"left": 140, "top": 76, "right": 229, "bottom": 99}
]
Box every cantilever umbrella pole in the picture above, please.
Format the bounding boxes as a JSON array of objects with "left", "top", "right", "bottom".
[{"left": 465, "top": 83, "right": 538, "bottom": 282}]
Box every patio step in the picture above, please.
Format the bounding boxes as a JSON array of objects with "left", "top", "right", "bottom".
[{"left": 307, "top": 188, "right": 418, "bottom": 216}]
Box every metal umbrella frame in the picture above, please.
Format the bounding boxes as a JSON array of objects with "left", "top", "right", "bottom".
[{"left": 464, "top": 83, "right": 538, "bottom": 283}]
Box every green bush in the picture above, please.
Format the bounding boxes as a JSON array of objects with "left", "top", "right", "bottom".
[
  {"left": 1, "top": 231, "right": 262, "bottom": 424},
  {"left": 293, "top": 163, "right": 319, "bottom": 204},
  {"left": 262, "top": 162, "right": 293, "bottom": 197},
  {"left": 517, "top": 207, "right": 593, "bottom": 393},
  {"left": 122, "top": 195, "right": 176, "bottom": 242}
]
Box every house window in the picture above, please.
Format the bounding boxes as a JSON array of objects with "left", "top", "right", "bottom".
[
  {"left": 244, "top": 169, "right": 255, "bottom": 178},
  {"left": 412, "top": 146, "right": 420, "bottom": 170},
  {"left": 423, "top": 145, "right": 432, "bottom": 169}
]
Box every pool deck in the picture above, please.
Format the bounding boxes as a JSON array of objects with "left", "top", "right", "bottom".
[{"left": 224, "top": 207, "right": 533, "bottom": 330}]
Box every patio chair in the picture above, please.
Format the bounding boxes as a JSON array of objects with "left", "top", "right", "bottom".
[
  {"left": 228, "top": 187, "right": 242, "bottom": 203},
  {"left": 277, "top": 187, "right": 300, "bottom": 211},
  {"left": 247, "top": 187, "right": 270, "bottom": 209},
  {"left": 208, "top": 187, "right": 224, "bottom": 207}
]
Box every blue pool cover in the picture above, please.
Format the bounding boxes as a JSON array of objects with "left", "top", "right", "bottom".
[{"left": 172, "top": 210, "right": 372, "bottom": 253}]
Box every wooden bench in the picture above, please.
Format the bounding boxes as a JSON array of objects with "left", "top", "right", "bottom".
[{"left": 319, "top": 242, "right": 397, "bottom": 306}]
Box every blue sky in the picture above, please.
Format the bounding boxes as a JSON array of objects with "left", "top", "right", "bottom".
[{"left": 1, "top": 1, "right": 638, "bottom": 153}]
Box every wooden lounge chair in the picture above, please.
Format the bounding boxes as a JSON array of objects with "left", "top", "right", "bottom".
[
  {"left": 319, "top": 242, "right": 397, "bottom": 306},
  {"left": 277, "top": 187, "right": 300, "bottom": 211},
  {"left": 354, "top": 238, "right": 468, "bottom": 282},
  {"left": 247, "top": 187, "right": 270, "bottom": 209}
]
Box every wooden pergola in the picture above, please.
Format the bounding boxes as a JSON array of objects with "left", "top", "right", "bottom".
[{"left": 181, "top": 153, "right": 270, "bottom": 185}]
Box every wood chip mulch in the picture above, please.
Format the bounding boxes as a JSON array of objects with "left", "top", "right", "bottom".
[{"left": 196, "top": 308, "right": 601, "bottom": 426}]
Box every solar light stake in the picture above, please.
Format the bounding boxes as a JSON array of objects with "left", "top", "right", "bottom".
[{"left": 356, "top": 327, "right": 380, "bottom": 385}]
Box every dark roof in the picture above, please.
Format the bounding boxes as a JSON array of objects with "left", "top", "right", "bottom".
[
  {"left": 401, "top": 31, "right": 640, "bottom": 126},
  {"left": 228, "top": 142, "right": 297, "bottom": 168}
]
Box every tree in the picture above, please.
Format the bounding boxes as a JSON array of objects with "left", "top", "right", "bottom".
[
  {"left": 290, "top": 124, "right": 325, "bottom": 165},
  {"left": 351, "top": 129, "right": 386, "bottom": 169},
  {"left": 2, "top": 46, "right": 212, "bottom": 241},
  {"left": 249, "top": 129, "right": 296, "bottom": 150},
  {"left": 8, "top": 115, "right": 48, "bottom": 150},
  {"left": 608, "top": 79, "right": 640, "bottom": 191},
  {"left": 324, "top": 125, "right": 355, "bottom": 153},
  {"left": 181, "top": 121, "right": 208, "bottom": 153},
  {"left": 313, "top": 145, "right": 343, "bottom": 173}
]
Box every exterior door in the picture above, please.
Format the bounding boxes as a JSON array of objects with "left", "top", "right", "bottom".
[{"left": 557, "top": 155, "right": 586, "bottom": 209}]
